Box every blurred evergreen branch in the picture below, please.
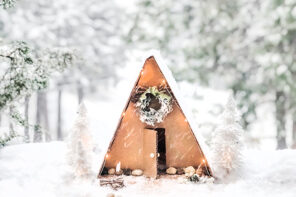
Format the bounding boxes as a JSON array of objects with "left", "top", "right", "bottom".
[
  {"left": 0, "top": 0, "right": 16, "bottom": 9},
  {"left": 0, "top": 132, "right": 17, "bottom": 148},
  {"left": 0, "top": 41, "right": 76, "bottom": 111}
]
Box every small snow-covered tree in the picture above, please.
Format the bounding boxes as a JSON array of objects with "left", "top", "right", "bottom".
[
  {"left": 211, "top": 95, "right": 244, "bottom": 179},
  {"left": 66, "top": 103, "right": 94, "bottom": 180}
]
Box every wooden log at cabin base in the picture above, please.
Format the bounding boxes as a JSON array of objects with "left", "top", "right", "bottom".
[{"left": 100, "top": 178, "right": 125, "bottom": 190}]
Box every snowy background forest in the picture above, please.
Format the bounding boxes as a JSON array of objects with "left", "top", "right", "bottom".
[
  {"left": 1, "top": 0, "right": 296, "bottom": 150},
  {"left": 0, "top": 0, "right": 296, "bottom": 196}
]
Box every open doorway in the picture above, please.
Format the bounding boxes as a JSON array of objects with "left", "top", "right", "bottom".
[{"left": 155, "top": 128, "right": 166, "bottom": 174}]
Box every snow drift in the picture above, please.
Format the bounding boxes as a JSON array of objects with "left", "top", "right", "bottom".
[{"left": 0, "top": 142, "right": 295, "bottom": 197}]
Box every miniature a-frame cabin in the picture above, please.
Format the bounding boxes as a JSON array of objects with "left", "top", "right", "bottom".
[{"left": 99, "top": 54, "right": 212, "bottom": 178}]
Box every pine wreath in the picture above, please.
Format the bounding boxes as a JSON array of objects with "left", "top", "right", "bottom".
[{"left": 136, "top": 86, "right": 173, "bottom": 126}]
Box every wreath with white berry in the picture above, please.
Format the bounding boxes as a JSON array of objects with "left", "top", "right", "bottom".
[{"left": 135, "top": 86, "right": 173, "bottom": 126}]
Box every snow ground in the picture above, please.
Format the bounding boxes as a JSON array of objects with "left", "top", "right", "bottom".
[{"left": 0, "top": 142, "right": 295, "bottom": 197}]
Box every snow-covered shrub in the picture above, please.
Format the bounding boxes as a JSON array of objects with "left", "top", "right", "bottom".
[
  {"left": 66, "top": 103, "right": 95, "bottom": 180},
  {"left": 188, "top": 174, "right": 215, "bottom": 184},
  {"left": 211, "top": 95, "right": 244, "bottom": 180},
  {"left": 189, "top": 174, "right": 199, "bottom": 183}
]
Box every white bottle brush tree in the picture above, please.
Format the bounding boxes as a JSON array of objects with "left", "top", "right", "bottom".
[
  {"left": 211, "top": 95, "right": 244, "bottom": 180},
  {"left": 66, "top": 102, "right": 94, "bottom": 180}
]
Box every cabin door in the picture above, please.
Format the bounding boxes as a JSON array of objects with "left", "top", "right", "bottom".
[{"left": 143, "top": 128, "right": 157, "bottom": 178}]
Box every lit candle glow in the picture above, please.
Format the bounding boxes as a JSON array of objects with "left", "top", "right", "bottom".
[{"left": 116, "top": 162, "right": 121, "bottom": 172}]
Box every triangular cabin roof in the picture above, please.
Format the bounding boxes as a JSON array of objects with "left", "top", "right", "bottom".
[{"left": 98, "top": 51, "right": 212, "bottom": 177}]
